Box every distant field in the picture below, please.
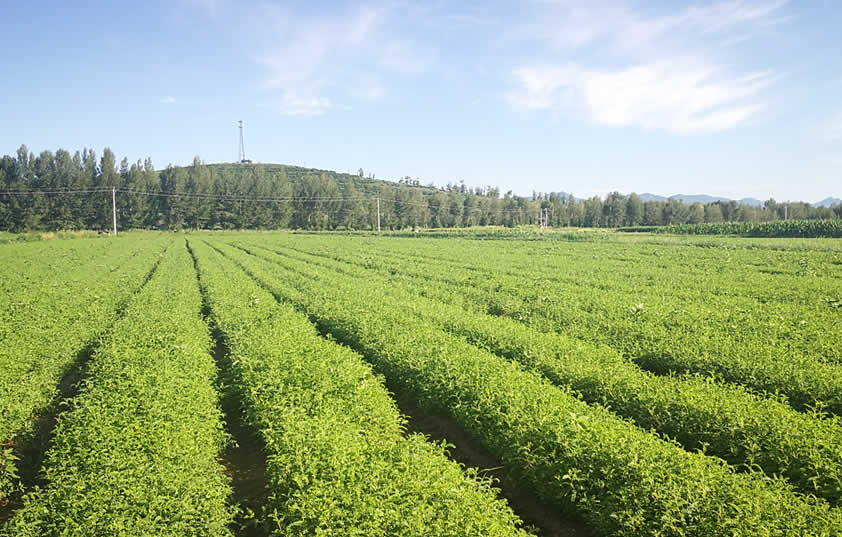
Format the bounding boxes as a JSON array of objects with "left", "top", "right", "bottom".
[
  {"left": 2, "top": 231, "right": 842, "bottom": 536},
  {"left": 620, "top": 218, "right": 842, "bottom": 238},
  {"left": 0, "top": 230, "right": 108, "bottom": 243}
]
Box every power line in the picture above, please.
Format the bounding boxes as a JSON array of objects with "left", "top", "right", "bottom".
[
  {"left": 0, "top": 188, "right": 113, "bottom": 195},
  {"left": 0, "top": 188, "right": 542, "bottom": 215},
  {"left": 393, "top": 198, "right": 536, "bottom": 214},
  {"left": 116, "top": 189, "right": 371, "bottom": 203}
]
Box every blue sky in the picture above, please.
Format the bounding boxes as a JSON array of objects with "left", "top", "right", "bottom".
[{"left": 2, "top": 0, "right": 841, "bottom": 202}]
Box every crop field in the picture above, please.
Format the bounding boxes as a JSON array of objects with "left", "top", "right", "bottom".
[
  {"left": 1, "top": 231, "right": 841, "bottom": 536},
  {"left": 620, "top": 219, "right": 842, "bottom": 238}
]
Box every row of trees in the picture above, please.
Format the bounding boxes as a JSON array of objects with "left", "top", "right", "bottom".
[
  {"left": 1, "top": 145, "right": 839, "bottom": 232},
  {"left": 535, "top": 192, "right": 842, "bottom": 228}
]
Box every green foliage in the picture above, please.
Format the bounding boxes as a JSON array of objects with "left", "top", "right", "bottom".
[
  {"left": 4, "top": 230, "right": 842, "bottom": 535},
  {"left": 190, "top": 240, "right": 531, "bottom": 536},
  {"left": 4, "top": 241, "right": 232, "bottom": 536},
  {"left": 265, "top": 233, "right": 842, "bottom": 416},
  {"left": 234, "top": 238, "right": 842, "bottom": 504},
  {"left": 621, "top": 219, "right": 842, "bottom": 238},
  {"left": 0, "top": 236, "right": 169, "bottom": 504},
  {"left": 4, "top": 145, "right": 838, "bottom": 232},
  {"left": 214, "top": 238, "right": 842, "bottom": 537},
  {"left": 436, "top": 311, "right": 842, "bottom": 504}
]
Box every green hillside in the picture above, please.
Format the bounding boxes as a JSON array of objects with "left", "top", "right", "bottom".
[
  {"left": 2, "top": 145, "right": 840, "bottom": 232},
  {"left": 204, "top": 162, "right": 439, "bottom": 197}
]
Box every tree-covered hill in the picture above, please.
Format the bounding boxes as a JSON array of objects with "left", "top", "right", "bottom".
[
  {"left": 206, "top": 162, "right": 439, "bottom": 196},
  {"left": 1, "top": 145, "right": 839, "bottom": 232}
]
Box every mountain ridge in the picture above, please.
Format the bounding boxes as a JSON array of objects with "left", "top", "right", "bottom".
[
  {"left": 638, "top": 192, "right": 838, "bottom": 208},
  {"left": 815, "top": 197, "right": 842, "bottom": 208}
]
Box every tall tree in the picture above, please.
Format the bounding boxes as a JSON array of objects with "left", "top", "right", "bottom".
[
  {"left": 184, "top": 157, "right": 213, "bottom": 230},
  {"left": 267, "top": 168, "right": 293, "bottom": 229},
  {"left": 704, "top": 203, "right": 724, "bottom": 223},
  {"left": 584, "top": 196, "right": 603, "bottom": 227},
  {"left": 688, "top": 203, "right": 705, "bottom": 224},
  {"left": 624, "top": 193, "right": 644, "bottom": 226},
  {"left": 643, "top": 202, "right": 663, "bottom": 226},
  {"left": 603, "top": 192, "right": 626, "bottom": 227}
]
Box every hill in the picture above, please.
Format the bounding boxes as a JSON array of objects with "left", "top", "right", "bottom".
[
  {"left": 671, "top": 194, "right": 731, "bottom": 204},
  {"left": 639, "top": 193, "right": 763, "bottom": 206},
  {"left": 814, "top": 197, "right": 842, "bottom": 208},
  {"left": 204, "top": 162, "right": 440, "bottom": 197}
]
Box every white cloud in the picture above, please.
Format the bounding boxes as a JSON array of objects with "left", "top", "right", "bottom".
[
  {"left": 160, "top": 96, "right": 176, "bottom": 104},
  {"left": 509, "top": 0, "right": 786, "bottom": 134},
  {"left": 511, "top": 62, "right": 770, "bottom": 134},
  {"left": 252, "top": 4, "right": 430, "bottom": 115},
  {"left": 529, "top": 0, "right": 787, "bottom": 53}
]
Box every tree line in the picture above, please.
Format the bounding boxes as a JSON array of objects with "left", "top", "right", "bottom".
[{"left": 1, "top": 145, "right": 839, "bottom": 232}]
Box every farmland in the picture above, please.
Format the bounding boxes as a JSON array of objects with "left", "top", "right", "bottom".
[{"left": 1, "top": 230, "right": 841, "bottom": 536}]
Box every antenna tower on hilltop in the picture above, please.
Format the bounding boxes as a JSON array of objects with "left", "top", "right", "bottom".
[{"left": 238, "top": 120, "right": 252, "bottom": 163}]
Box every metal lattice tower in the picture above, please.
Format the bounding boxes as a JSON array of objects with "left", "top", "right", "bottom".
[{"left": 238, "top": 120, "right": 251, "bottom": 163}]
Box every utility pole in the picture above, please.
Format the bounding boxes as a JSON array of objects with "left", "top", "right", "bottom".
[
  {"left": 112, "top": 187, "right": 117, "bottom": 236},
  {"left": 377, "top": 197, "right": 381, "bottom": 232}
]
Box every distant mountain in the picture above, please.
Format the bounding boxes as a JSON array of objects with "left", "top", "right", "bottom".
[
  {"left": 635, "top": 194, "right": 782, "bottom": 208},
  {"left": 814, "top": 197, "right": 842, "bottom": 208},
  {"left": 639, "top": 193, "right": 668, "bottom": 202},
  {"left": 639, "top": 193, "right": 759, "bottom": 206},
  {"left": 670, "top": 194, "right": 730, "bottom": 205},
  {"left": 738, "top": 198, "right": 764, "bottom": 207}
]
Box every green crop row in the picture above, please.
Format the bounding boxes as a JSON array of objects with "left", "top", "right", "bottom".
[
  {"left": 433, "top": 309, "right": 842, "bottom": 504},
  {"left": 190, "top": 238, "right": 532, "bottom": 536},
  {"left": 273, "top": 232, "right": 842, "bottom": 308},
  {"left": 235, "top": 240, "right": 842, "bottom": 504},
  {"left": 268, "top": 235, "right": 841, "bottom": 367},
  {"left": 252, "top": 236, "right": 842, "bottom": 415},
  {"left": 0, "top": 236, "right": 170, "bottom": 504},
  {"left": 4, "top": 241, "right": 232, "bottom": 536},
  {"left": 271, "top": 233, "right": 842, "bottom": 361},
  {"left": 0, "top": 237, "right": 115, "bottom": 300},
  {"left": 212, "top": 240, "right": 842, "bottom": 537},
  {"left": 620, "top": 219, "right": 842, "bottom": 238}
]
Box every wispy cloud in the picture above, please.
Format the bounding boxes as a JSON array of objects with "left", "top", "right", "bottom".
[
  {"left": 510, "top": 62, "right": 772, "bottom": 133},
  {"left": 160, "top": 96, "right": 177, "bottom": 104},
  {"left": 251, "top": 4, "right": 431, "bottom": 116},
  {"left": 525, "top": 0, "right": 787, "bottom": 53},
  {"left": 509, "top": 0, "right": 787, "bottom": 134}
]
